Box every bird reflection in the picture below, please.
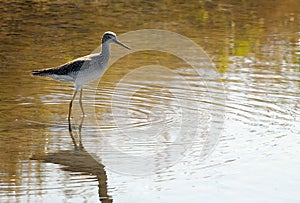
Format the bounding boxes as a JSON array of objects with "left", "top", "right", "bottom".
[{"left": 31, "top": 117, "right": 112, "bottom": 203}]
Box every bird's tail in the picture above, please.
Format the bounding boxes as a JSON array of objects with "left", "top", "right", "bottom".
[{"left": 32, "top": 69, "right": 52, "bottom": 77}]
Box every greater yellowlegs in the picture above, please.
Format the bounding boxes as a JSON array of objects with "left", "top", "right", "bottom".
[{"left": 32, "top": 31, "right": 130, "bottom": 125}]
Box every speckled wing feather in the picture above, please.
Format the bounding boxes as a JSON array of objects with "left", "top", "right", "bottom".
[{"left": 32, "top": 59, "right": 88, "bottom": 77}]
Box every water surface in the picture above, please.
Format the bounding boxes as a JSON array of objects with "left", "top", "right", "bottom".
[{"left": 1, "top": 0, "right": 299, "bottom": 202}]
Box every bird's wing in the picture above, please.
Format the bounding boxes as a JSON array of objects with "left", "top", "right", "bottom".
[
  {"left": 46, "top": 59, "right": 90, "bottom": 75},
  {"left": 32, "top": 57, "right": 92, "bottom": 76}
]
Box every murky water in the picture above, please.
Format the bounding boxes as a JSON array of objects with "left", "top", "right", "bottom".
[{"left": 1, "top": 0, "right": 300, "bottom": 202}]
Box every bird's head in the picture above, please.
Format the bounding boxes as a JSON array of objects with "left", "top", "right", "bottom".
[{"left": 102, "top": 31, "right": 130, "bottom": 50}]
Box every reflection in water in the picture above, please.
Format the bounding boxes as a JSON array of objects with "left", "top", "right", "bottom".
[{"left": 31, "top": 118, "right": 112, "bottom": 203}]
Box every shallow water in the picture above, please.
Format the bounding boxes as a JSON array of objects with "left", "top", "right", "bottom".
[{"left": 1, "top": 0, "right": 300, "bottom": 202}]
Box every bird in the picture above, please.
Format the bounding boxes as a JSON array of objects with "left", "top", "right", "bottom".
[{"left": 32, "top": 31, "right": 130, "bottom": 127}]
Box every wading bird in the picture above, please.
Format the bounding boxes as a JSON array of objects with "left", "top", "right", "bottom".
[{"left": 32, "top": 31, "right": 130, "bottom": 127}]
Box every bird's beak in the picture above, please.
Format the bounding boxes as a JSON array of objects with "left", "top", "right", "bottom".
[{"left": 113, "top": 39, "right": 131, "bottom": 50}]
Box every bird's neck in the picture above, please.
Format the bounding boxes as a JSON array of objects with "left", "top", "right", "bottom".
[{"left": 100, "top": 42, "right": 110, "bottom": 63}]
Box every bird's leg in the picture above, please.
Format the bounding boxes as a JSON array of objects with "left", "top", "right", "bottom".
[
  {"left": 78, "top": 116, "right": 84, "bottom": 149},
  {"left": 79, "top": 88, "right": 85, "bottom": 116},
  {"left": 68, "top": 90, "right": 78, "bottom": 131}
]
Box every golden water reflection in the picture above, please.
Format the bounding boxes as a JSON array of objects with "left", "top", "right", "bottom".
[
  {"left": 0, "top": 0, "right": 299, "bottom": 202},
  {"left": 31, "top": 118, "right": 112, "bottom": 203}
]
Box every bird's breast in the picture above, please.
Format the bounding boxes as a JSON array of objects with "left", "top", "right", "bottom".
[{"left": 74, "top": 60, "right": 108, "bottom": 85}]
